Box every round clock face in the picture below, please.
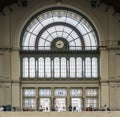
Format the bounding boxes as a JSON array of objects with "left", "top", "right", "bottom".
[{"left": 55, "top": 40, "right": 64, "bottom": 49}]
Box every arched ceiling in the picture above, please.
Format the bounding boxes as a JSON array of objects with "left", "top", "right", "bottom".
[
  {"left": 0, "top": 0, "right": 120, "bottom": 15},
  {"left": 91, "top": 0, "right": 120, "bottom": 15}
]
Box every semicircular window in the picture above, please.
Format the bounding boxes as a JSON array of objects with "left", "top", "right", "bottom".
[{"left": 20, "top": 7, "right": 100, "bottom": 80}]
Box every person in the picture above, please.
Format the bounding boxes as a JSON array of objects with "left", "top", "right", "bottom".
[
  {"left": 89, "top": 105, "right": 93, "bottom": 111},
  {"left": 46, "top": 107, "right": 49, "bottom": 112},
  {"left": 55, "top": 105, "right": 58, "bottom": 111},
  {"left": 39, "top": 105, "right": 43, "bottom": 111},
  {"left": 103, "top": 104, "right": 108, "bottom": 111},
  {"left": 0, "top": 106, "right": 4, "bottom": 111},
  {"left": 12, "top": 107, "right": 16, "bottom": 111},
  {"left": 29, "top": 106, "right": 33, "bottom": 111},
  {"left": 68, "top": 105, "right": 72, "bottom": 111},
  {"left": 62, "top": 106, "right": 66, "bottom": 111},
  {"left": 73, "top": 106, "right": 76, "bottom": 111}
]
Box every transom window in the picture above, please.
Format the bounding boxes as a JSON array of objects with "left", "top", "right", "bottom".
[{"left": 20, "top": 7, "right": 100, "bottom": 80}]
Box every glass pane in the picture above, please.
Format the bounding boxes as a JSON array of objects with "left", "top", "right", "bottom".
[
  {"left": 28, "top": 34, "right": 36, "bottom": 49},
  {"left": 39, "top": 98, "right": 51, "bottom": 112},
  {"left": 54, "top": 98, "right": 66, "bottom": 112},
  {"left": 55, "top": 26, "right": 64, "bottom": 32},
  {"left": 22, "top": 31, "right": 31, "bottom": 49},
  {"left": 66, "top": 17, "right": 78, "bottom": 26},
  {"left": 57, "top": 32, "right": 63, "bottom": 37},
  {"left": 71, "top": 98, "right": 83, "bottom": 111},
  {"left": 61, "top": 57, "right": 66, "bottom": 78},
  {"left": 47, "top": 27, "right": 56, "bottom": 34},
  {"left": 76, "top": 57, "right": 82, "bottom": 77},
  {"left": 50, "top": 32, "right": 58, "bottom": 39},
  {"left": 30, "top": 57, "right": 35, "bottom": 77},
  {"left": 39, "top": 88, "right": 51, "bottom": 97},
  {"left": 52, "top": 10, "right": 67, "bottom": 18},
  {"left": 92, "top": 57, "right": 98, "bottom": 77},
  {"left": 86, "top": 98, "right": 98, "bottom": 108},
  {"left": 23, "top": 89, "right": 35, "bottom": 97},
  {"left": 26, "top": 19, "right": 39, "bottom": 32},
  {"left": 70, "top": 88, "right": 82, "bottom": 97},
  {"left": 76, "top": 23, "right": 87, "bottom": 35},
  {"left": 67, "top": 35, "right": 74, "bottom": 42},
  {"left": 89, "top": 32, "right": 97, "bottom": 50},
  {"left": 44, "top": 41, "right": 51, "bottom": 49},
  {"left": 70, "top": 57, "right": 75, "bottom": 77},
  {"left": 23, "top": 98, "right": 36, "bottom": 110},
  {"left": 54, "top": 88, "right": 67, "bottom": 97},
  {"left": 69, "top": 41, "right": 76, "bottom": 50},
  {"left": 38, "top": 38, "right": 45, "bottom": 50},
  {"left": 54, "top": 58, "right": 60, "bottom": 78},
  {"left": 41, "top": 17, "right": 54, "bottom": 26},
  {"left": 74, "top": 38, "right": 82, "bottom": 50},
  {"left": 52, "top": 10, "right": 66, "bottom": 22},
  {"left": 62, "top": 32, "right": 69, "bottom": 38},
  {"left": 84, "top": 35, "right": 91, "bottom": 50},
  {"left": 86, "top": 88, "right": 98, "bottom": 96},
  {"left": 32, "top": 23, "right": 43, "bottom": 35},
  {"left": 45, "top": 58, "right": 51, "bottom": 78},
  {"left": 64, "top": 27, "right": 72, "bottom": 34},
  {"left": 41, "top": 31, "right": 50, "bottom": 39},
  {"left": 70, "top": 31, "right": 79, "bottom": 39},
  {"left": 85, "top": 57, "right": 91, "bottom": 77},
  {"left": 38, "top": 58, "right": 44, "bottom": 77},
  {"left": 23, "top": 58, "right": 28, "bottom": 77},
  {"left": 81, "top": 19, "right": 93, "bottom": 32}
]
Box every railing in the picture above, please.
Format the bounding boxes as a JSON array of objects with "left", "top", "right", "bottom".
[{"left": 100, "top": 40, "right": 120, "bottom": 47}]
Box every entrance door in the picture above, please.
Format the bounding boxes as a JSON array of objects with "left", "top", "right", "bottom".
[
  {"left": 39, "top": 98, "right": 50, "bottom": 112},
  {"left": 71, "top": 98, "right": 83, "bottom": 111},
  {"left": 54, "top": 98, "right": 66, "bottom": 112}
]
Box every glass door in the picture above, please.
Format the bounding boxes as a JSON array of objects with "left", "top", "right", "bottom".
[
  {"left": 39, "top": 98, "right": 51, "bottom": 112},
  {"left": 54, "top": 98, "right": 66, "bottom": 112},
  {"left": 71, "top": 98, "right": 83, "bottom": 111}
]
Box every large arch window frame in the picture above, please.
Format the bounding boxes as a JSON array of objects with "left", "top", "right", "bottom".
[{"left": 20, "top": 7, "right": 100, "bottom": 80}]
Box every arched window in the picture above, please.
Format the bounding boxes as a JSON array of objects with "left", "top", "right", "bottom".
[
  {"left": 38, "top": 57, "right": 44, "bottom": 78},
  {"left": 22, "top": 57, "right": 28, "bottom": 77},
  {"left": 20, "top": 7, "right": 100, "bottom": 80},
  {"left": 45, "top": 57, "right": 51, "bottom": 78},
  {"left": 61, "top": 57, "right": 67, "bottom": 78},
  {"left": 76, "top": 57, "right": 82, "bottom": 78}
]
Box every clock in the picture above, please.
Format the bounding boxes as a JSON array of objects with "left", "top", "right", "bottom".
[{"left": 55, "top": 40, "right": 64, "bottom": 49}]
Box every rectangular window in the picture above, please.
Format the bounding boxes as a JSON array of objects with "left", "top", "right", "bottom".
[
  {"left": 85, "top": 88, "right": 98, "bottom": 109},
  {"left": 54, "top": 88, "right": 67, "bottom": 111},
  {"left": 70, "top": 88, "right": 82, "bottom": 97},
  {"left": 70, "top": 88, "right": 83, "bottom": 111},
  {"left": 23, "top": 88, "right": 36, "bottom": 110},
  {"left": 39, "top": 88, "right": 51, "bottom": 97},
  {"left": 54, "top": 88, "right": 67, "bottom": 97}
]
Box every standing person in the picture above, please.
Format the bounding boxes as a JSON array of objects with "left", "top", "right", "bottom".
[
  {"left": 55, "top": 105, "right": 58, "bottom": 111},
  {"left": 68, "top": 105, "right": 72, "bottom": 111},
  {"left": 73, "top": 106, "right": 76, "bottom": 111},
  {"left": 89, "top": 105, "right": 93, "bottom": 111},
  {"left": 103, "top": 105, "right": 108, "bottom": 111},
  {"left": 39, "top": 105, "right": 43, "bottom": 111}
]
